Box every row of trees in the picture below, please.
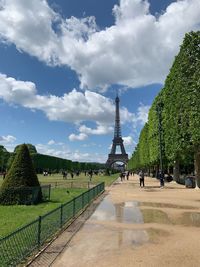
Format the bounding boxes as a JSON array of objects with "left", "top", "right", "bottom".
[
  {"left": 0, "top": 144, "right": 105, "bottom": 173},
  {"left": 128, "top": 31, "right": 200, "bottom": 186}
]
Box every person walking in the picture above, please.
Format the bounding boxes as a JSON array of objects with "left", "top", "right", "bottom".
[
  {"left": 120, "top": 172, "right": 124, "bottom": 182},
  {"left": 126, "top": 171, "right": 130, "bottom": 180},
  {"left": 139, "top": 170, "right": 145, "bottom": 187},
  {"left": 159, "top": 171, "right": 165, "bottom": 187},
  {"left": 88, "top": 170, "right": 93, "bottom": 181}
]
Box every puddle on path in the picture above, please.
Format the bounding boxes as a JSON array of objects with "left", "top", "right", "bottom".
[
  {"left": 79, "top": 223, "right": 149, "bottom": 250},
  {"left": 55, "top": 224, "right": 150, "bottom": 267},
  {"left": 90, "top": 196, "right": 143, "bottom": 223},
  {"left": 141, "top": 209, "right": 172, "bottom": 224},
  {"left": 87, "top": 197, "right": 149, "bottom": 248},
  {"left": 139, "top": 202, "right": 197, "bottom": 210},
  {"left": 141, "top": 209, "right": 200, "bottom": 227},
  {"left": 178, "top": 212, "right": 200, "bottom": 227}
]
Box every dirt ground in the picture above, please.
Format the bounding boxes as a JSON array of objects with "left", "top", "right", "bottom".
[{"left": 51, "top": 175, "right": 200, "bottom": 267}]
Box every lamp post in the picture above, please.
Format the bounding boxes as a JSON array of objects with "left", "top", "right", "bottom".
[{"left": 156, "top": 102, "right": 164, "bottom": 187}]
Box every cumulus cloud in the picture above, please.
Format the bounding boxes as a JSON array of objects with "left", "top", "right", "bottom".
[
  {"left": 0, "top": 135, "right": 16, "bottom": 144},
  {"left": 0, "top": 0, "right": 59, "bottom": 64},
  {"left": 123, "top": 136, "right": 134, "bottom": 146},
  {"left": 0, "top": 73, "right": 134, "bottom": 127},
  {"left": 79, "top": 124, "right": 113, "bottom": 135},
  {"left": 69, "top": 133, "right": 88, "bottom": 141},
  {"left": 48, "top": 139, "right": 55, "bottom": 145},
  {"left": 0, "top": 0, "right": 200, "bottom": 90},
  {"left": 132, "top": 104, "right": 150, "bottom": 125}
]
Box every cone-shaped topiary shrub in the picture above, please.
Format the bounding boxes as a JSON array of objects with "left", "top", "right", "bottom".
[{"left": 0, "top": 144, "right": 42, "bottom": 205}]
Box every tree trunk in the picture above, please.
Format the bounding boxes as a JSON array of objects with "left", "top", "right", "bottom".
[
  {"left": 148, "top": 167, "right": 150, "bottom": 177},
  {"left": 194, "top": 151, "right": 200, "bottom": 188},
  {"left": 155, "top": 165, "right": 159, "bottom": 179},
  {"left": 173, "top": 159, "right": 180, "bottom": 182}
]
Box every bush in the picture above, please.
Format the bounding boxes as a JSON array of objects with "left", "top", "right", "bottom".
[{"left": 0, "top": 144, "right": 42, "bottom": 205}]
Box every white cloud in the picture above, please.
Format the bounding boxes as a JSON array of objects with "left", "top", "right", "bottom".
[
  {"left": 0, "top": 0, "right": 59, "bottom": 64},
  {"left": 48, "top": 139, "right": 55, "bottom": 145},
  {"left": 69, "top": 133, "right": 88, "bottom": 141},
  {"left": 133, "top": 104, "right": 150, "bottom": 125},
  {"left": 0, "top": 72, "right": 133, "bottom": 126},
  {"left": 0, "top": 135, "right": 16, "bottom": 144},
  {"left": 0, "top": 0, "right": 200, "bottom": 90},
  {"left": 123, "top": 136, "right": 134, "bottom": 146},
  {"left": 79, "top": 124, "right": 113, "bottom": 135}
]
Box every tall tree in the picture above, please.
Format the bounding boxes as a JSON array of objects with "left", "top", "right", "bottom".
[{"left": 162, "top": 31, "right": 200, "bottom": 185}]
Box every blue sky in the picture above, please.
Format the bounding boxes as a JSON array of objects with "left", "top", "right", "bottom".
[{"left": 0, "top": 0, "right": 200, "bottom": 163}]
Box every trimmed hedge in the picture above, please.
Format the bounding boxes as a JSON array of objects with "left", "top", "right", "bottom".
[{"left": 0, "top": 144, "right": 42, "bottom": 205}]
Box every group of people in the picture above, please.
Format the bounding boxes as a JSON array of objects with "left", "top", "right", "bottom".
[
  {"left": 43, "top": 170, "right": 52, "bottom": 176},
  {"left": 62, "top": 171, "right": 78, "bottom": 179},
  {"left": 119, "top": 171, "right": 132, "bottom": 181},
  {"left": 119, "top": 170, "right": 145, "bottom": 187},
  {"left": 61, "top": 170, "right": 95, "bottom": 181},
  {"left": 138, "top": 170, "right": 169, "bottom": 188}
]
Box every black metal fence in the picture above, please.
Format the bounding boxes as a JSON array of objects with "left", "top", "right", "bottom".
[{"left": 0, "top": 182, "right": 104, "bottom": 267}]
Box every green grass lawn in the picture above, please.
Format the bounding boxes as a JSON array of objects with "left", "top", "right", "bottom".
[
  {"left": 37, "top": 172, "right": 119, "bottom": 187},
  {"left": 0, "top": 187, "right": 85, "bottom": 237},
  {"left": 0, "top": 173, "right": 118, "bottom": 237},
  {"left": 0, "top": 173, "right": 118, "bottom": 187}
]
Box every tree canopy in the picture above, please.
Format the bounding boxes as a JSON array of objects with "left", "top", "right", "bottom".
[{"left": 128, "top": 31, "right": 200, "bottom": 185}]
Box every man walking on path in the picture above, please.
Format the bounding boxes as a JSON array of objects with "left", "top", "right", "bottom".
[{"left": 139, "top": 170, "right": 145, "bottom": 187}]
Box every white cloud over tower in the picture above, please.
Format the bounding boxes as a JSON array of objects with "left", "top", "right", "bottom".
[{"left": 0, "top": 0, "right": 199, "bottom": 90}]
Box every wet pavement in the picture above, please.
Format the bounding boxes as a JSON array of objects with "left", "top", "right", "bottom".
[
  {"left": 90, "top": 196, "right": 144, "bottom": 224},
  {"left": 52, "top": 192, "right": 150, "bottom": 267},
  {"left": 31, "top": 176, "right": 200, "bottom": 267}
]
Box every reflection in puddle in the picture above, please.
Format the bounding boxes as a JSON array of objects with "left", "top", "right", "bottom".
[
  {"left": 139, "top": 202, "right": 197, "bottom": 210},
  {"left": 83, "top": 223, "right": 149, "bottom": 249},
  {"left": 147, "top": 228, "right": 170, "bottom": 241},
  {"left": 141, "top": 209, "right": 172, "bottom": 224},
  {"left": 116, "top": 229, "right": 148, "bottom": 247},
  {"left": 90, "top": 197, "right": 143, "bottom": 223},
  {"left": 141, "top": 209, "right": 200, "bottom": 227},
  {"left": 88, "top": 197, "right": 148, "bottom": 247},
  {"left": 178, "top": 212, "right": 200, "bottom": 227}
]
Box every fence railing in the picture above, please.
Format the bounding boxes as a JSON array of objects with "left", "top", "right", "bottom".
[{"left": 0, "top": 182, "right": 104, "bottom": 267}]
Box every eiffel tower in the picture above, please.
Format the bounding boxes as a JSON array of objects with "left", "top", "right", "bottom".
[{"left": 106, "top": 95, "right": 128, "bottom": 168}]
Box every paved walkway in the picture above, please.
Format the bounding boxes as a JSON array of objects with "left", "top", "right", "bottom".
[{"left": 30, "top": 175, "right": 200, "bottom": 267}]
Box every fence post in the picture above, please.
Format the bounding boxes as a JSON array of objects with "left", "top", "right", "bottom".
[
  {"left": 87, "top": 190, "right": 90, "bottom": 204},
  {"left": 93, "top": 187, "right": 95, "bottom": 198},
  {"left": 73, "top": 198, "right": 76, "bottom": 217},
  {"left": 49, "top": 185, "right": 51, "bottom": 200},
  {"left": 60, "top": 204, "right": 63, "bottom": 228},
  {"left": 82, "top": 193, "right": 84, "bottom": 208},
  {"left": 37, "top": 216, "right": 42, "bottom": 248}
]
